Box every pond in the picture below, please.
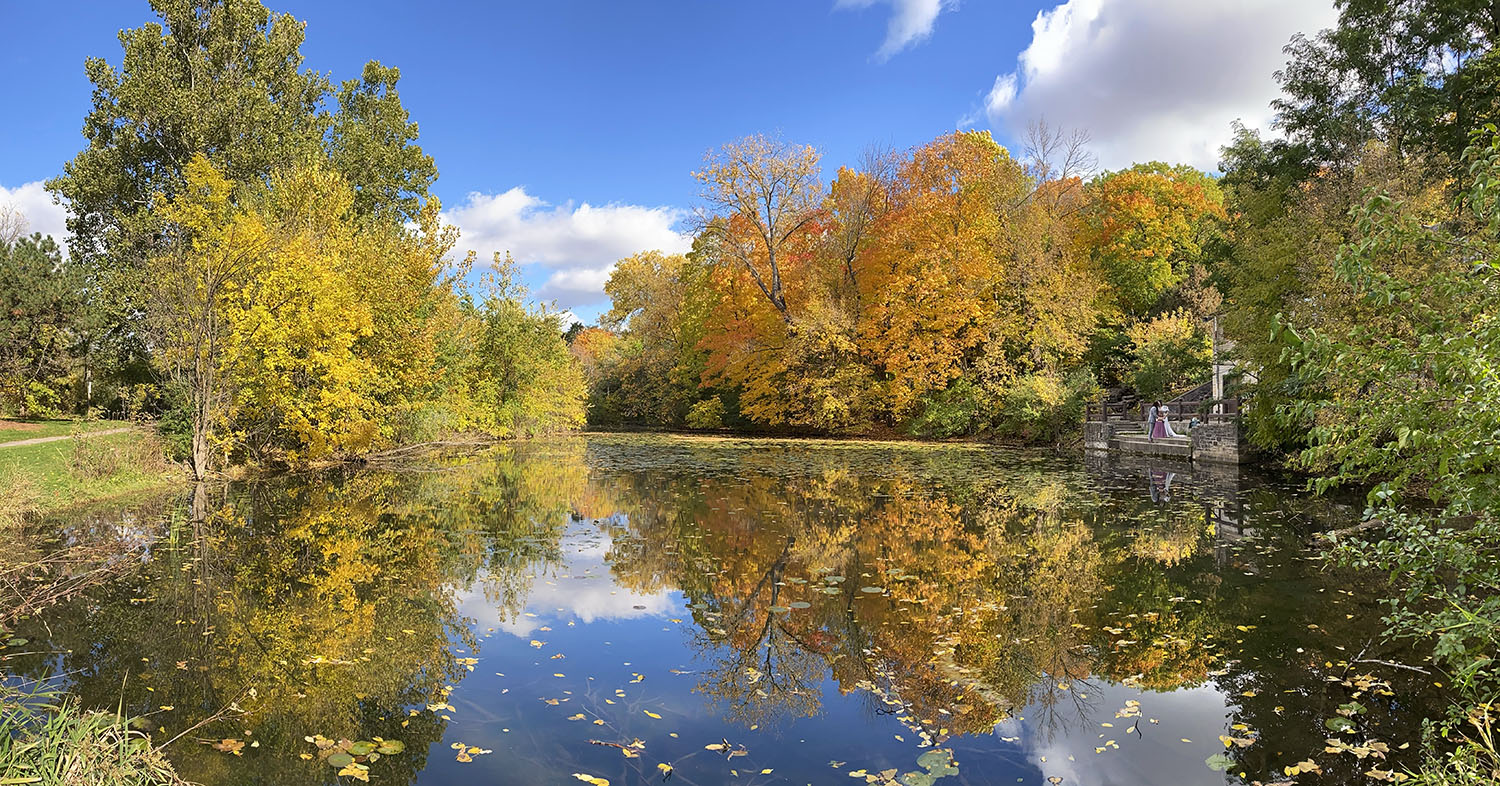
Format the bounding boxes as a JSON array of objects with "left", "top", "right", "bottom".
[{"left": 2, "top": 434, "right": 1444, "bottom": 785}]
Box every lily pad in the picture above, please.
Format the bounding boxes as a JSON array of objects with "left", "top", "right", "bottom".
[
  {"left": 861, "top": 586, "right": 884, "bottom": 593},
  {"left": 789, "top": 601, "right": 811, "bottom": 609},
  {"left": 376, "top": 740, "right": 405, "bottom": 755},
  {"left": 327, "top": 752, "right": 356, "bottom": 768},
  {"left": 1205, "top": 753, "right": 1236, "bottom": 772},
  {"left": 1324, "top": 717, "right": 1356, "bottom": 732},
  {"left": 349, "top": 741, "right": 376, "bottom": 756}
]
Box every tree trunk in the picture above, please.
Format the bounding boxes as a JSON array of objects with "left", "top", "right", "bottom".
[{"left": 190, "top": 406, "right": 211, "bottom": 481}]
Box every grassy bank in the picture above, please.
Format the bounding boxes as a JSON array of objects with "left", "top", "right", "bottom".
[
  {"left": 0, "top": 426, "right": 181, "bottom": 521},
  {"left": 0, "top": 426, "right": 189, "bottom": 785}
]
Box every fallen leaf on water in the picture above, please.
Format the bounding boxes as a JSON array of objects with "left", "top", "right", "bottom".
[{"left": 209, "top": 738, "right": 244, "bottom": 755}]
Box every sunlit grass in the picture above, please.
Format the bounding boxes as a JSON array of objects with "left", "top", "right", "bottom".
[
  {"left": 0, "top": 429, "right": 180, "bottom": 515},
  {"left": 0, "top": 419, "right": 121, "bottom": 445}
]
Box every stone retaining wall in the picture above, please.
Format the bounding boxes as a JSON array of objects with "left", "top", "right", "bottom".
[
  {"left": 1190, "top": 422, "right": 1241, "bottom": 464},
  {"left": 1083, "top": 421, "right": 1112, "bottom": 451},
  {"left": 1085, "top": 418, "right": 1242, "bottom": 463}
]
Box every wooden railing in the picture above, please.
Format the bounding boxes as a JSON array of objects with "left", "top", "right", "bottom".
[
  {"left": 1087, "top": 396, "right": 1240, "bottom": 423},
  {"left": 1189, "top": 397, "right": 1240, "bottom": 422},
  {"left": 1085, "top": 400, "right": 1141, "bottom": 422}
]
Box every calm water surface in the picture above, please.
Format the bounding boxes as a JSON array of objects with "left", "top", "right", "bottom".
[{"left": 5, "top": 434, "right": 1444, "bottom": 785}]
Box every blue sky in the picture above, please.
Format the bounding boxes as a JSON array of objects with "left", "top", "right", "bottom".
[{"left": 0, "top": 0, "right": 1338, "bottom": 323}]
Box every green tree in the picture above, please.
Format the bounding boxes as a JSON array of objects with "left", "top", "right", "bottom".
[
  {"left": 1274, "top": 0, "right": 1500, "bottom": 171},
  {"left": 47, "top": 0, "right": 436, "bottom": 414},
  {"left": 0, "top": 233, "right": 81, "bottom": 417},
  {"left": 48, "top": 0, "right": 327, "bottom": 269},
  {"left": 597, "top": 250, "right": 717, "bottom": 425},
  {"left": 467, "top": 255, "right": 587, "bottom": 437},
  {"left": 327, "top": 61, "right": 438, "bottom": 223},
  {"left": 1219, "top": 130, "right": 1446, "bottom": 450},
  {"left": 1124, "top": 311, "right": 1211, "bottom": 400},
  {"left": 1286, "top": 127, "right": 1500, "bottom": 781}
]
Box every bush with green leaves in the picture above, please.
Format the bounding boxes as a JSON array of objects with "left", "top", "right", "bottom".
[
  {"left": 993, "top": 369, "right": 1099, "bottom": 444},
  {"left": 1124, "top": 310, "right": 1211, "bottom": 400},
  {"left": 1282, "top": 126, "right": 1500, "bottom": 781},
  {"left": 684, "top": 396, "right": 726, "bottom": 430},
  {"left": 907, "top": 377, "right": 988, "bottom": 439}
]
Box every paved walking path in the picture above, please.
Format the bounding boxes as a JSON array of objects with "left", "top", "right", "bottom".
[{"left": 0, "top": 427, "right": 133, "bottom": 449}]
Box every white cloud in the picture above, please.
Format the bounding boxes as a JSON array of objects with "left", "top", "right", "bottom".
[
  {"left": 837, "top": 0, "right": 956, "bottom": 61},
  {"left": 455, "top": 525, "right": 679, "bottom": 639},
  {"left": 983, "top": 0, "right": 1338, "bottom": 171},
  {"left": 443, "top": 187, "right": 691, "bottom": 309},
  {"left": 1000, "top": 680, "right": 1232, "bottom": 786},
  {"left": 0, "top": 181, "right": 69, "bottom": 252}
]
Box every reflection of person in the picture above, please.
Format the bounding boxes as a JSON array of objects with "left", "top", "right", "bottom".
[{"left": 1148, "top": 469, "right": 1177, "bottom": 503}]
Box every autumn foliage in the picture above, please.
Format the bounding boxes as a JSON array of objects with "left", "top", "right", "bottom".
[{"left": 589, "top": 130, "right": 1226, "bottom": 440}]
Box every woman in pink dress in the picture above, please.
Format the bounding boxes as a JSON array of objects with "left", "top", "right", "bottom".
[
  {"left": 1150, "top": 400, "right": 1168, "bottom": 439},
  {"left": 1152, "top": 401, "right": 1181, "bottom": 439}
]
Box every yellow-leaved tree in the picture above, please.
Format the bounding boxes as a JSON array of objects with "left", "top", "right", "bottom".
[
  {"left": 145, "top": 155, "right": 270, "bottom": 479},
  {"left": 855, "top": 131, "right": 1024, "bottom": 417},
  {"left": 222, "top": 162, "right": 381, "bottom": 465}
]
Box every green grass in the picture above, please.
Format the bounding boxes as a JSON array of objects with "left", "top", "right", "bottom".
[
  {"left": 0, "top": 429, "right": 179, "bottom": 515},
  {"left": 0, "top": 685, "right": 187, "bottom": 786},
  {"left": 0, "top": 419, "right": 122, "bottom": 445}
]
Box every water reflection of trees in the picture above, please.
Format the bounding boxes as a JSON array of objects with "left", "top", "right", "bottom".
[
  {"left": 9, "top": 436, "right": 1432, "bottom": 786},
  {"left": 10, "top": 443, "right": 588, "bottom": 785},
  {"left": 592, "top": 445, "right": 1236, "bottom": 746}
]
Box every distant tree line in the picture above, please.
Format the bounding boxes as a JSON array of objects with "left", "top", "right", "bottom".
[{"left": 575, "top": 128, "right": 1225, "bottom": 442}]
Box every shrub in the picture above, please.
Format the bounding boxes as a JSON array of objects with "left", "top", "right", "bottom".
[
  {"left": 907, "top": 377, "right": 988, "bottom": 439},
  {"left": 68, "top": 430, "right": 121, "bottom": 480},
  {"left": 1125, "top": 310, "right": 1212, "bottom": 399},
  {"left": 154, "top": 385, "right": 194, "bottom": 462},
  {"left": 67, "top": 427, "right": 170, "bottom": 481},
  {"left": 993, "top": 369, "right": 1099, "bottom": 444},
  {"left": 684, "top": 396, "right": 726, "bottom": 430}
]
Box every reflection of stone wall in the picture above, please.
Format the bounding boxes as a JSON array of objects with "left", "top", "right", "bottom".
[
  {"left": 1191, "top": 422, "right": 1240, "bottom": 464},
  {"left": 1084, "top": 421, "right": 1111, "bottom": 451}
]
